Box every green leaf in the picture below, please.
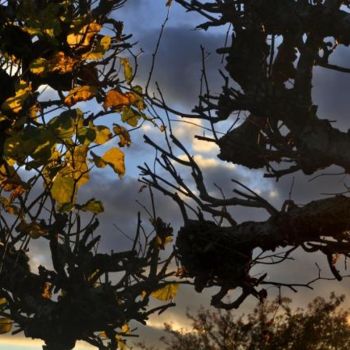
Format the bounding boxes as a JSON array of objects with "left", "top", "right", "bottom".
[
  {"left": 4, "top": 126, "right": 55, "bottom": 164},
  {"left": 77, "top": 125, "right": 96, "bottom": 145},
  {"left": 49, "top": 109, "right": 83, "bottom": 141},
  {"left": 51, "top": 175, "right": 75, "bottom": 204},
  {"left": 122, "top": 106, "right": 140, "bottom": 127},
  {"left": 79, "top": 199, "right": 104, "bottom": 213}
]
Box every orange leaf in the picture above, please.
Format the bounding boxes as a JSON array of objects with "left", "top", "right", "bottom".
[
  {"left": 67, "top": 22, "right": 102, "bottom": 48},
  {"left": 103, "top": 90, "right": 131, "bottom": 110},
  {"left": 64, "top": 85, "right": 97, "bottom": 107},
  {"left": 48, "top": 52, "right": 77, "bottom": 74}
]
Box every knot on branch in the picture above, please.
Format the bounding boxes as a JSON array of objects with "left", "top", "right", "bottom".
[
  {"left": 218, "top": 116, "right": 268, "bottom": 168},
  {"left": 176, "top": 220, "right": 252, "bottom": 292}
]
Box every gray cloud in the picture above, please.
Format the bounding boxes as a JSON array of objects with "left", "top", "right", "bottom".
[{"left": 133, "top": 26, "right": 226, "bottom": 108}]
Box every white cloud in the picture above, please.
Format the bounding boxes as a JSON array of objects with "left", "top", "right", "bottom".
[
  {"left": 192, "top": 137, "right": 219, "bottom": 153},
  {"left": 178, "top": 153, "right": 235, "bottom": 169}
]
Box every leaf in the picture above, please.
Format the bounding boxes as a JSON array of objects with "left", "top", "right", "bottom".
[
  {"left": 67, "top": 22, "right": 102, "bottom": 48},
  {"left": 91, "top": 147, "right": 125, "bottom": 177},
  {"left": 49, "top": 109, "right": 83, "bottom": 141},
  {"left": 130, "top": 87, "right": 145, "bottom": 110},
  {"left": 151, "top": 284, "right": 179, "bottom": 301},
  {"left": 42, "top": 282, "right": 52, "bottom": 299},
  {"left": 0, "top": 164, "right": 25, "bottom": 193},
  {"left": 51, "top": 175, "right": 75, "bottom": 204},
  {"left": 2, "top": 80, "right": 32, "bottom": 114},
  {"left": 116, "top": 336, "right": 127, "bottom": 350},
  {"left": 64, "top": 85, "right": 97, "bottom": 107},
  {"left": 155, "top": 235, "right": 173, "bottom": 249},
  {"left": 121, "top": 58, "right": 133, "bottom": 83},
  {"left": 103, "top": 90, "right": 131, "bottom": 110},
  {"left": 101, "top": 147, "right": 125, "bottom": 177},
  {"left": 4, "top": 126, "right": 55, "bottom": 165},
  {"left": 113, "top": 124, "right": 131, "bottom": 147},
  {"left": 48, "top": 52, "right": 77, "bottom": 74},
  {"left": 63, "top": 145, "right": 90, "bottom": 187},
  {"left": 82, "top": 35, "right": 112, "bottom": 60},
  {"left": 29, "top": 57, "right": 48, "bottom": 75},
  {"left": 100, "top": 35, "right": 112, "bottom": 50},
  {"left": 16, "top": 221, "right": 48, "bottom": 239},
  {"left": 121, "top": 324, "right": 130, "bottom": 334},
  {"left": 0, "top": 196, "right": 20, "bottom": 215},
  {"left": 79, "top": 199, "right": 104, "bottom": 213},
  {"left": 0, "top": 318, "right": 12, "bottom": 334},
  {"left": 20, "top": 2, "right": 62, "bottom": 38},
  {"left": 121, "top": 106, "right": 140, "bottom": 127},
  {"left": 94, "top": 125, "right": 112, "bottom": 145},
  {"left": 77, "top": 125, "right": 96, "bottom": 145}
]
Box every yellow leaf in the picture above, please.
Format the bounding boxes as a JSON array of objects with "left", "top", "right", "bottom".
[
  {"left": 116, "top": 336, "right": 127, "bottom": 350},
  {"left": 2, "top": 80, "right": 31, "bottom": 114},
  {"left": 64, "top": 85, "right": 97, "bottom": 107},
  {"left": 63, "top": 145, "right": 89, "bottom": 187},
  {"left": 51, "top": 175, "right": 75, "bottom": 204},
  {"left": 155, "top": 235, "right": 173, "bottom": 249},
  {"left": 29, "top": 57, "right": 48, "bottom": 75},
  {"left": 101, "top": 35, "right": 112, "bottom": 50},
  {"left": 0, "top": 318, "right": 12, "bottom": 334},
  {"left": 29, "top": 103, "right": 40, "bottom": 119},
  {"left": 103, "top": 90, "right": 131, "bottom": 110},
  {"left": 151, "top": 283, "right": 179, "bottom": 301},
  {"left": 122, "top": 324, "right": 130, "bottom": 334},
  {"left": 101, "top": 147, "right": 125, "bottom": 177},
  {"left": 95, "top": 125, "right": 112, "bottom": 145},
  {"left": 91, "top": 152, "right": 106, "bottom": 168},
  {"left": 121, "top": 58, "right": 133, "bottom": 83},
  {"left": 82, "top": 35, "right": 111, "bottom": 61},
  {"left": 67, "top": 22, "right": 102, "bottom": 48}
]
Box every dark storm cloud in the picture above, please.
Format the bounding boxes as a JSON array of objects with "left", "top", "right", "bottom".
[
  {"left": 79, "top": 173, "right": 181, "bottom": 252},
  {"left": 313, "top": 46, "right": 350, "bottom": 132},
  {"left": 134, "top": 26, "right": 227, "bottom": 108}
]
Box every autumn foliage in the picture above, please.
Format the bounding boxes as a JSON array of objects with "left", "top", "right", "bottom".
[{"left": 0, "top": 1, "right": 177, "bottom": 349}]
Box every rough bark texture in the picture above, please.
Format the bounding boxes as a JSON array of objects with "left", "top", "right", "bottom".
[
  {"left": 142, "top": 0, "right": 350, "bottom": 309},
  {"left": 176, "top": 0, "right": 350, "bottom": 176}
]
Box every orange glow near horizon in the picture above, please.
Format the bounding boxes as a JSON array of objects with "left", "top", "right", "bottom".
[{"left": 0, "top": 336, "right": 94, "bottom": 349}]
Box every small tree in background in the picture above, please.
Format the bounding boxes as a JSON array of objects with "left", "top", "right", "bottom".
[{"left": 139, "top": 294, "right": 350, "bottom": 350}]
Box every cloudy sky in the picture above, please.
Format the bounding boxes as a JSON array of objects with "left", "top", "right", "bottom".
[{"left": 4, "top": 0, "right": 350, "bottom": 349}]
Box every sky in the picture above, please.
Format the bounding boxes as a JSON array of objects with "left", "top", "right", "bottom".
[{"left": 4, "top": 0, "right": 350, "bottom": 349}]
